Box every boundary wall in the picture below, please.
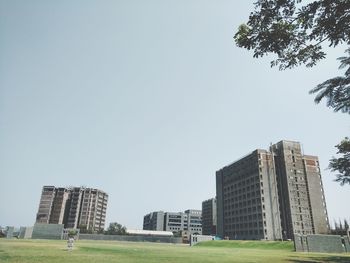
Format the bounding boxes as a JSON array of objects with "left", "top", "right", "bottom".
[
  {"left": 294, "top": 234, "right": 350, "bottom": 253},
  {"left": 79, "top": 234, "right": 182, "bottom": 244}
]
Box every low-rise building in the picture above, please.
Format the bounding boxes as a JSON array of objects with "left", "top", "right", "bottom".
[{"left": 143, "top": 209, "right": 202, "bottom": 235}]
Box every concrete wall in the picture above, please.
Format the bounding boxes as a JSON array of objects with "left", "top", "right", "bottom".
[
  {"left": 79, "top": 234, "right": 182, "bottom": 244},
  {"left": 294, "top": 234, "right": 350, "bottom": 253},
  {"left": 190, "top": 235, "right": 215, "bottom": 246},
  {"left": 32, "top": 224, "right": 64, "bottom": 240},
  {"left": 19, "top": 226, "right": 33, "bottom": 239}
]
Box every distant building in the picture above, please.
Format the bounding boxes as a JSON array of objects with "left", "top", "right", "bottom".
[
  {"left": 143, "top": 209, "right": 202, "bottom": 235},
  {"left": 127, "top": 229, "right": 173, "bottom": 237},
  {"left": 36, "top": 186, "right": 108, "bottom": 232},
  {"left": 143, "top": 211, "right": 165, "bottom": 231},
  {"left": 202, "top": 198, "right": 217, "bottom": 235},
  {"left": 184, "top": 209, "right": 202, "bottom": 235},
  {"left": 216, "top": 140, "right": 329, "bottom": 240}
]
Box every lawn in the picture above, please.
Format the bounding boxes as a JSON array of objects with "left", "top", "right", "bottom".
[{"left": 0, "top": 239, "right": 350, "bottom": 263}]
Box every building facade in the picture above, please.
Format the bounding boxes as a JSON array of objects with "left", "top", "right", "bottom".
[
  {"left": 79, "top": 188, "right": 108, "bottom": 232},
  {"left": 36, "top": 186, "right": 108, "bottom": 232},
  {"left": 216, "top": 140, "right": 329, "bottom": 240},
  {"left": 184, "top": 209, "right": 202, "bottom": 234},
  {"left": 143, "top": 211, "right": 165, "bottom": 231},
  {"left": 271, "top": 141, "right": 329, "bottom": 239},
  {"left": 49, "top": 187, "right": 69, "bottom": 224},
  {"left": 36, "top": 186, "right": 56, "bottom": 224},
  {"left": 202, "top": 198, "right": 217, "bottom": 235},
  {"left": 143, "top": 210, "right": 202, "bottom": 235}
]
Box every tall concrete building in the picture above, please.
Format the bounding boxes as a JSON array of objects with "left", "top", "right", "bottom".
[
  {"left": 36, "top": 186, "right": 108, "bottom": 232},
  {"left": 65, "top": 187, "right": 84, "bottom": 229},
  {"left": 79, "top": 188, "right": 108, "bottom": 232},
  {"left": 271, "top": 141, "right": 329, "bottom": 239},
  {"left": 216, "top": 140, "right": 329, "bottom": 240},
  {"left": 49, "top": 187, "right": 69, "bottom": 224},
  {"left": 202, "top": 198, "right": 217, "bottom": 235},
  {"left": 36, "top": 186, "right": 56, "bottom": 224},
  {"left": 143, "top": 209, "right": 202, "bottom": 234}
]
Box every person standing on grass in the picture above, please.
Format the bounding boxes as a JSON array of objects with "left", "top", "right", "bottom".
[{"left": 67, "top": 236, "right": 74, "bottom": 251}]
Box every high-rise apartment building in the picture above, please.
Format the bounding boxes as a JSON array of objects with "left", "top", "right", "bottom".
[
  {"left": 79, "top": 188, "right": 108, "bottom": 232},
  {"left": 36, "top": 186, "right": 56, "bottom": 224},
  {"left": 65, "top": 187, "right": 84, "bottom": 229},
  {"left": 216, "top": 140, "right": 329, "bottom": 240},
  {"left": 36, "top": 186, "right": 108, "bottom": 232},
  {"left": 271, "top": 141, "right": 329, "bottom": 239},
  {"left": 202, "top": 198, "right": 217, "bottom": 235},
  {"left": 143, "top": 209, "right": 202, "bottom": 234},
  {"left": 49, "top": 187, "right": 69, "bottom": 224}
]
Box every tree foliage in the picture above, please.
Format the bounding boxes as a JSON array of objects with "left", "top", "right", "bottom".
[
  {"left": 329, "top": 137, "right": 350, "bottom": 185},
  {"left": 234, "top": 0, "right": 350, "bottom": 114},
  {"left": 105, "top": 222, "right": 127, "bottom": 235},
  {"left": 235, "top": 0, "right": 350, "bottom": 69},
  {"left": 331, "top": 218, "right": 350, "bottom": 235},
  {"left": 68, "top": 229, "right": 78, "bottom": 237},
  {"left": 309, "top": 48, "right": 350, "bottom": 114}
]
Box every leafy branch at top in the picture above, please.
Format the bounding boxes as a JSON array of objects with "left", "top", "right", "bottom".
[{"left": 235, "top": 0, "right": 350, "bottom": 70}]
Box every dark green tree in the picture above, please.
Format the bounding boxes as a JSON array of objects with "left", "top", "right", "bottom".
[
  {"left": 310, "top": 49, "right": 350, "bottom": 114},
  {"left": 235, "top": 0, "right": 350, "bottom": 184},
  {"left": 105, "top": 222, "right": 127, "bottom": 235},
  {"left": 329, "top": 137, "right": 350, "bottom": 185},
  {"left": 331, "top": 218, "right": 349, "bottom": 235},
  {"left": 234, "top": 0, "right": 350, "bottom": 113}
]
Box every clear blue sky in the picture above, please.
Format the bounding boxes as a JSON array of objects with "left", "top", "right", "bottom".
[{"left": 1, "top": 0, "right": 349, "bottom": 229}]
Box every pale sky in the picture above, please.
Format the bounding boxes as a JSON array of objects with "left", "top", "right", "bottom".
[{"left": 1, "top": 0, "right": 349, "bottom": 230}]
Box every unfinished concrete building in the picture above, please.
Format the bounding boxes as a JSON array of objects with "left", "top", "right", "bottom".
[
  {"left": 49, "top": 187, "right": 69, "bottom": 224},
  {"left": 216, "top": 140, "right": 329, "bottom": 240},
  {"left": 79, "top": 188, "right": 108, "bottom": 232},
  {"left": 36, "top": 186, "right": 108, "bottom": 232},
  {"left": 36, "top": 186, "right": 56, "bottom": 224},
  {"left": 271, "top": 141, "right": 329, "bottom": 239}
]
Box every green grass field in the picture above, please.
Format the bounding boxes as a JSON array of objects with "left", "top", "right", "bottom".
[{"left": 0, "top": 239, "right": 350, "bottom": 263}]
